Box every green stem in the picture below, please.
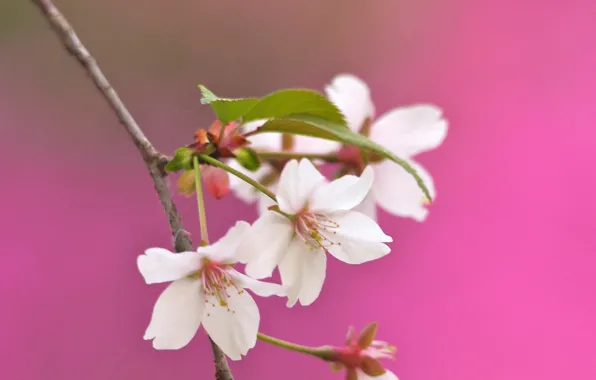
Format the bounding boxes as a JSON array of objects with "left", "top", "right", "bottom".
[
  {"left": 257, "top": 332, "right": 335, "bottom": 361},
  {"left": 256, "top": 151, "right": 339, "bottom": 162},
  {"left": 193, "top": 156, "right": 209, "bottom": 244},
  {"left": 197, "top": 154, "right": 276, "bottom": 202}
]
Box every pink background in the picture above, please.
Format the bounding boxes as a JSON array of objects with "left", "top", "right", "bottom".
[{"left": 1, "top": 0, "right": 595, "bottom": 379}]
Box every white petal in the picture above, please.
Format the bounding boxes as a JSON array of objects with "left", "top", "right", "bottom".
[
  {"left": 292, "top": 134, "right": 341, "bottom": 154},
  {"left": 198, "top": 221, "right": 250, "bottom": 263},
  {"left": 237, "top": 211, "right": 294, "bottom": 279},
  {"left": 227, "top": 159, "right": 273, "bottom": 204},
  {"left": 352, "top": 193, "right": 377, "bottom": 222},
  {"left": 324, "top": 212, "right": 391, "bottom": 264},
  {"left": 372, "top": 159, "right": 436, "bottom": 222},
  {"left": 278, "top": 237, "right": 305, "bottom": 307},
  {"left": 332, "top": 211, "right": 392, "bottom": 242},
  {"left": 370, "top": 105, "right": 447, "bottom": 157},
  {"left": 230, "top": 270, "right": 286, "bottom": 297},
  {"left": 310, "top": 166, "right": 374, "bottom": 213},
  {"left": 143, "top": 278, "right": 204, "bottom": 349},
  {"left": 202, "top": 291, "right": 259, "bottom": 361},
  {"left": 279, "top": 238, "right": 327, "bottom": 307},
  {"left": 242, "top": 120, "right": 283, "bottom": 151},
  {"left": 138, "top": 248, "right": 201, "bottom": 284},
  {"left": 325, "top": 74, "right": 375, "bottom": 132},
  {"left": 276, "top": 159, "right": 326, "bottom": 214},
  {"left": 296, "top": 249, "right": 327, "bottom": 306},
  {"left": 357, "top": 369, "right": 399, "bottom": 380}
]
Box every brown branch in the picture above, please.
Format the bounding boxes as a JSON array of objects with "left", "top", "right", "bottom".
[{"left": 30, "top": 1, "right": 234, "bottom": 379}]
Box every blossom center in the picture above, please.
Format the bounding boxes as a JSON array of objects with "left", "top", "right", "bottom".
[
  {"left": 196, "top": 257, "right": 242, "bottom": 310},
  {"left": 293, "top": 210, "right": 340, "bottom": 251}
]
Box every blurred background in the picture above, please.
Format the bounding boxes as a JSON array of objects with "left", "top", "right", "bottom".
[{"left": 1, "top": 0, "right": 595, "bottom": 379}]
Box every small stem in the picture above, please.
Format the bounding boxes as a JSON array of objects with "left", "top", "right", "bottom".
[
  {"left": 257, "top": 333, "right": 335, "bottom": 361},
  {"left": 198, "top": 154, "right": 276, "bottom": 202},
  {"left": 193, "top": 156, "right": 209, "bottom": 244},
  {"left": 256, "top": 151, "right": 339, "bottom": 162}
]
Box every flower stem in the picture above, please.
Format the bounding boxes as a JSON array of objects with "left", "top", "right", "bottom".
[
  {"left": 193, "top": 156, "right": 209, "bottom": 244},
  {"left": 197, "top": 154, "right": 276, "bottom": 202},
  {"left": 255, "top": 151, "right": 339, "bottom": 162},
  {"left": 257, "top": 332, "right": 336, "bottom": 361}
]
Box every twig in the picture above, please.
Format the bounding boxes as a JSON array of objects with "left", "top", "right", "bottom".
[{"left": 30, "top": 1, "right": 234, "bottom": 379}]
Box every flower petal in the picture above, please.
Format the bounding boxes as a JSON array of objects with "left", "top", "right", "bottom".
[
  {"left": 202, "top": 291, "right": 259, "bottom": 360},
  {"left": 370, "top": 105, "right": 447, "bottom": 157},
  {"left": 237, "top": 211, "right": 294, "bottom": 279},
  {"left": 276, "top": 159, "right": 326, "bottom": 214},
  {"left": 352, "top": 193, "right": 377, "bottom": 222},
  {"left": 332, "top": 211, "right": 392, "bottom": 242},
  {"left": 297, "top": 249, "right": 327, "bottom": 306},
  {"left": 279, "top": 238, "right": 327, "bottom": 307},
  {"left": 323, "top": 211, "right": 392, "bottom": 264},
  {"left": 278, "top": 237, "right": 305, "bottom": 307},
  {"left": 138, "top": 248, "right": 201, "bottom": 284},
  {"left": 325, "top": 74, "right": 375, "bottom": 132},
  {"left": 198, "top": 221, "right": 250, "bottom": 263},
  {"left": 372, "top": 159, "right": 436, "bottom": 222},
  {"left": 310, "top": 166, "right": 374, "bottom": 213},
  {"left": 357, "top": 369, "right": 399, "bottom": 380},
  {"left": 230, "top": 270, "right": 286, "bottom": 297},
  {"left": 143, "top": 278, "right": 204, "bottom": 349}
]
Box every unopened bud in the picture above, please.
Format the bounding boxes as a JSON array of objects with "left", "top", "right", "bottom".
[
  {"left": 235, "top": 148, "right": 261, "bottom": 171},
  {"left": 202, "top": 166, "right": 230, "bottom": 199}
]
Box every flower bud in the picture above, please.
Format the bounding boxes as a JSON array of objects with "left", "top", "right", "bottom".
[{"left": 234, "top": 147, "right": 261, "bottom": 171}]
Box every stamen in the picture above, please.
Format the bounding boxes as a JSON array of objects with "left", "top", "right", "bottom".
[
  {"left": 195, "top": 258, "right": 243, "bottom": 312},
  {"left": 294, "top": 210, "right": 341, "bottom": 251}
]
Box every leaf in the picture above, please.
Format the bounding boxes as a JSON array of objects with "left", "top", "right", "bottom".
[
  {"left": 165, "top": 147, "right": 194, "bottom": 173},
  {"left": 198, "top": 85, "right": 348, "bottom": 129},
  {"left": 253, "top": 114, "right": 433, "bottom": 201},
  {"left": 242, "top": 89, "right": 347, "bottom": 126},
  {"left": 198, "top": 85, "right": 259, "bottom": 124}
]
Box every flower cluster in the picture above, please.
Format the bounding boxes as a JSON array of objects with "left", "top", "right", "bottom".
[{"left": 138, "top": 74, "right": 447, "bottom": 378}]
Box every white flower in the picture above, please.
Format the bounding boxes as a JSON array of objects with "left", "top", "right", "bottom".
[
  {"left": 237, "top": 159, "right": 392, "bottom": 307},
  {"left": 137, "top": 221, "right": 285, "bottom": 359},
  {"left": 326, "top": 74, "right": 448, "bottom": 222},
  {"left": 228, "top": 120, "right": 340, "bottom": 213}
]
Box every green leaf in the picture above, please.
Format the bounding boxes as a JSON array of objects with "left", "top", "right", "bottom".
[
  {"left": 165, "top": 147, "right": 194, "bottom": 173},
  {"left": 253, "top": 114, "right": 433, "bottom": 201},
  {"left": 243, "top": 89, "right": 347, "bottom": 126},
  {"left": 198, "top": 85, "right": 259, "bottom": 124}
]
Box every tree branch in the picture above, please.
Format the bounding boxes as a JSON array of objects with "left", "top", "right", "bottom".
[{"left": 30, "top": 1, "right": 234, "bottom": 379}]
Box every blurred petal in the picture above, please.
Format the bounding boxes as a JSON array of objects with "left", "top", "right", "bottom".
[
  {"left": 143, "top": 278, "right": 204, "bottom": 349},
  {"left": 310, "top": 166, "right": 374, "bottom": 213},
  {"left": 202, "top": 291, "right": 259, "bottom": 360},
  {"left": 370, "top": 105, "right": 447, "bottom": 157},
  {"left": 293, "top": 134, "right": 341, "bottom": 154},
  {"left": 372, "top": 159, "right": 436, "bottom": 222},
  {"left": 227, "top": 159, "right": 273, "bottom": 204},
  {"left": 138, "top": 248, "right": 201, "bottom": 284},
  {"left": 325, "top": 74, "right": 375, "bottom": 132},
  {"left": 202, "top": 166, "right": 230, "bottom": 199}
]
